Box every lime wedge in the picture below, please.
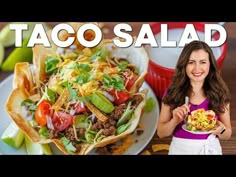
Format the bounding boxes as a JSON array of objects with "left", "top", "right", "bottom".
[
  {"left": 0, "top": 42, "right": 4, "bottom": 65},
  {"left": 0, "top": 22, "right": 52, "bottom": 47},
  {"left": 0, "top": 37, "right": 32, "bottom": 71},
  {"left": 1, "top": 121, "right": 25, "bottom": 148},
  {"left": 25, "top": 135, "right": 53, "bottom": 155}
]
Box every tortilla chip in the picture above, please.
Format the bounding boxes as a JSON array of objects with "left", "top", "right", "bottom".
[
  {"left": 111, "top": 135, "right": 134, "bottom": 155},
  {"left": 152, "top": 144, "right": 170, "bottom": 152},
  {"left": 86, "top": 102, "right": 108, "bottom": 122},
  {"left": 140, "top": 150, "right": 152, "bottom": 155}
]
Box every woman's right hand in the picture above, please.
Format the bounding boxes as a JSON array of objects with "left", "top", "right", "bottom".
[{"left": 172, "top": 104, "right": 190, "bottom": 124}]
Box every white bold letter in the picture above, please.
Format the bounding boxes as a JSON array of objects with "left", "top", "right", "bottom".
[
  {"left": 205, "top": 24, "right": 227, "bottom": 47},
  {"left": 179, "top": 24, "right": 199, "bottom": 47},
  {"left": 77, "top": 23, "right": 102, "bottom": 47},
  {"left": 10, "top": 24, "right": 28, "bottom": 47},
  {"left": 161, "top": 24, "right": 177, "bottom": 47},
  {"left": 28, "top": 24, "right": 50, "bottom": 47},
  {"left": 135, "top": 24, "right": 158, "bottom": 47},
  {"left": 113, "top": 23, "right": 133, "bottom": 47},
  {"left": 51, "top": 23, "right": 75, "bottom": 47}
]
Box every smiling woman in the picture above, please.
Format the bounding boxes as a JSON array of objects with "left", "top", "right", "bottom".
[{"left": 157, "top": 40, "right": 231, "bottom": 155}]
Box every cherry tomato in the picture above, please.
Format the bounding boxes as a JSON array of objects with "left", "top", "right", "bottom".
[
  {"left": 35, "top": 100, "right": 52, "bottom": 126},
  {"left": 52, "top": 111, "right": 74, "bottom": 131},
  {"left": 108, "top": 89, "right": 130, "bottom": 105},
  {"left": 124, "top": 73, "right": 139, "bottom": 91}
]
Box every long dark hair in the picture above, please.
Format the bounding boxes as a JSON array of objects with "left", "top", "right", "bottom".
[{"left": 163, "top": 40, "right": 231, "bottom": 114}]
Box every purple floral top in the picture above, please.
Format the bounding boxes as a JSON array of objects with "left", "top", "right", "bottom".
[{"left": 173, "top": 98, "right": 218, "bottom": 139}]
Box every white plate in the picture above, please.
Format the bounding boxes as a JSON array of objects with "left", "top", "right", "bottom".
[
  {"left": 0, "top": 74, "right": 159, "bottom": 155},
  {"left": 182, "top": 124, "right": 217, "bottom": 135}
]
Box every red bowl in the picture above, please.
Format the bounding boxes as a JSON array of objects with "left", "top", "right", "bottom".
[{"left": 145, "top": 22, "right": 228, "bottom": 99}]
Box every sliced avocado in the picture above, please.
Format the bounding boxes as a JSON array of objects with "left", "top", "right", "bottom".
[{"left": 91, "top": 92, "right": 114, "bottom": 114}]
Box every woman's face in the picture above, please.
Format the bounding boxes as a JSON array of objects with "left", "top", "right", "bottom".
[{"left": 186, "top": 49, "right": 210, "bottom": 83}]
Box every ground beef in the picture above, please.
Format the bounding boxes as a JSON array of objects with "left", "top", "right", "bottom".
[
  {"left": 110, "top": 104, "right": 126, "bottom": 120},
  {"left": 130, "top": 94, "right": 143, "bottom": 107},
  {"left": 48, "top": 129, "right": 61, "bottom": 139},
  {"left": 64, "top": 126, "right": 83, "bottom": 153},
  {"left": 64, "top": 126, "right": 76, "bottom": 142},
  {"left": 91, "top": 121, "right": 103, "bottom": 131},
  {"left": 102, "top": 126, "right": 116, "bottom": 136},
  {"left": 108, "top": 118, "right": 116, "bottom": 126},
  {"left": 78, "top": 128, "right": 86, "bottom": 138}
]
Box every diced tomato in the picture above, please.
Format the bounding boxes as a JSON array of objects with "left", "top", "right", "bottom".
[
  {"left": 207, "top": 115, "right": 214, "bottom": 120},
  {"left": 108, "top": 89, "right": 130, "bottom": 105},
  {"left": 124, "top": 73, "right": 139, "bottom": 91},
  {"left": 52, "top": 111, "right": 74, "bottom": 131},
  {"left": 35, "top": 100, "right": 52, "bottom": 126},
  {"left": 73, "top": 102, "right": 87, "bottom": 114}
]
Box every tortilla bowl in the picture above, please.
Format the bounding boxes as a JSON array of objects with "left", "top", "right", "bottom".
[{"left": 6, "top": 64, "right": 147, "bottom": 154}]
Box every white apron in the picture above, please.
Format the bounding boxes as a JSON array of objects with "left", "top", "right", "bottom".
[{"left": 168, "top": 134, "right": 222, "bottom": 155}]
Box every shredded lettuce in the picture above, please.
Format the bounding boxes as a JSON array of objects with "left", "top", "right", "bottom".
[{"left": 60, "top": 137, "right": 77, "bottom": 153}]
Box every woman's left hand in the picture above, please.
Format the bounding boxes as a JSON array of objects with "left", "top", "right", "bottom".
[{"left": 211, "top": 120, "right": 226, "bottom": 136}]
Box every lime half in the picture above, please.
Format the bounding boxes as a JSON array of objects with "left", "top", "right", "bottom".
[{"left": 0, "top": 42, "right": 4, "bottom": 65}]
